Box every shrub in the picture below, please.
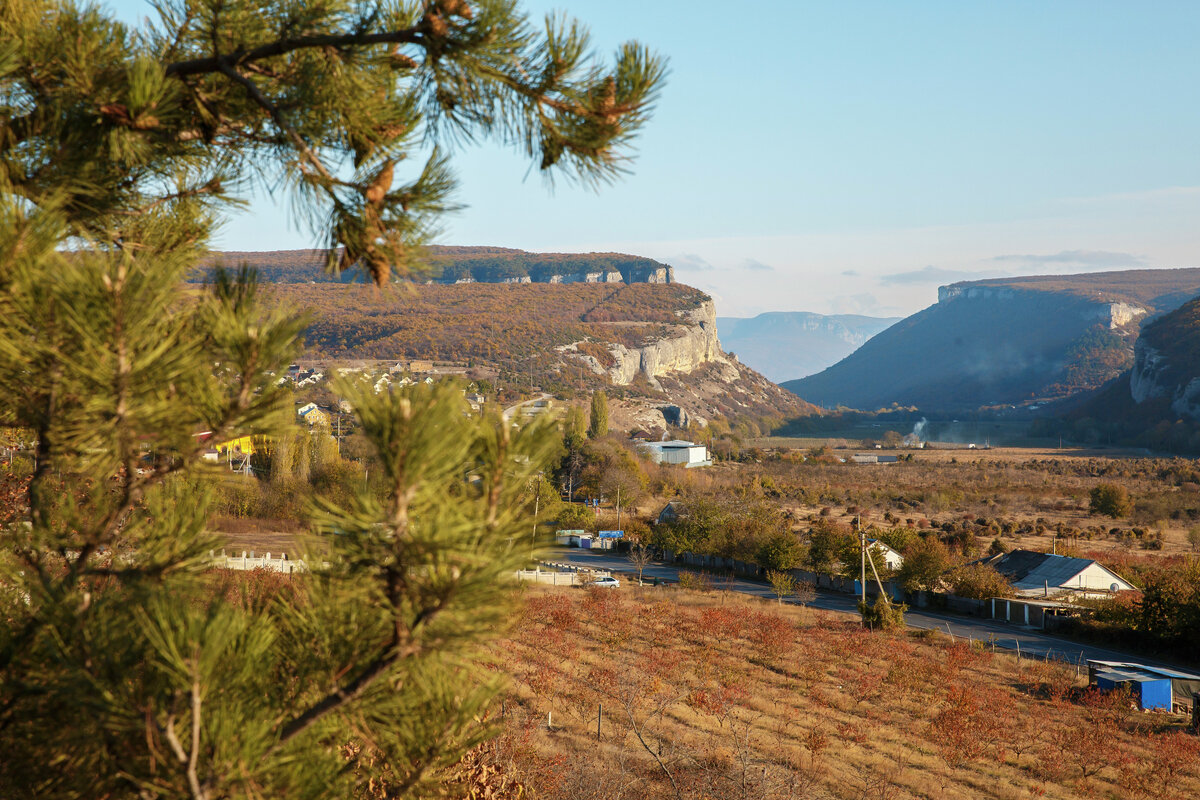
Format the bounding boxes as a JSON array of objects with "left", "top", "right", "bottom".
[
  {"left": 556, "top": 503, "right": 596, "bottom": 530},
  {"left": 1090, "top": 483, "right": 1131, "bottom": 518},
  {"left": 858, "top": 597, "right": 907, "bottom": 630}
]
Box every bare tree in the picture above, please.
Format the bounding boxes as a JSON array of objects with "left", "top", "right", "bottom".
[
  {"left": 629, "top": 544, "right": 654, "bottom": 585},
  {"left": 794, "top": 580, "right": 817, "bottom": 607}
]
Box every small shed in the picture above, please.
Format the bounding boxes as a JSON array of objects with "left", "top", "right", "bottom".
[
  {"left": 1090, "top": 664, "right": 1173, "bottom": 711},
  {"left": 655, "top": 500, "right": 686, "bottom": 525},
  {"left": 1088, "top": 660, "right": 1200, "bottom": 713}
]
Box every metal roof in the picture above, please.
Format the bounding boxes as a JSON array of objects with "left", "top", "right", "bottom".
[
  {"left": 984, "top": 549, "right": 1127, "bottom": 592},
  {"left": 1095, "top": 668, "right": 1166, "bottom": 684},
  {"left": 1088, "top": 660, "right": 1200, "bottom": 681}
]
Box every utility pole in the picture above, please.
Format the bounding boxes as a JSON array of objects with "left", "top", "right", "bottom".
[
  {"left": 530, "top": 473, "right": 543, "bottom": 561},
  {"left": 858, "top": 514, "right": 866, "bottom": 609},
  {"left": 616, "top": 484, "right": 622, "bottom": 535}
]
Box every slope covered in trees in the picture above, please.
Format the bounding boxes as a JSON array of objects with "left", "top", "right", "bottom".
[{"left": 270, "top": 282, "right": 707, "bottom": 361}]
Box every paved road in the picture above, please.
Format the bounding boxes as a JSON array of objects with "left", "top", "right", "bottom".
[
  {"left": 553, "top": 548, "right": 1194, "bottom": 672},
  {"left": 502, "top": 392, "right": 553, "bottom": 422}
]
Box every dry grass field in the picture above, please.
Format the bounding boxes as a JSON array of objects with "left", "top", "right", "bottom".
[
  {"left": 658, "top": 445, "right": 1200, "bottom": 558},
  {"left": 487, "top": 585, "right": 1199, "bottom": 800}
]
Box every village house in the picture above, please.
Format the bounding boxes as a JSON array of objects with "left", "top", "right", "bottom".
[
  {"left": 866, "top": 539, "right": 904, "bottom": 570},
  {"left": 981, "top": 549, "right": 1134, "bottom": 598},
  {"left": 297, "top": 402, "right": 329, "bottom": 427}
]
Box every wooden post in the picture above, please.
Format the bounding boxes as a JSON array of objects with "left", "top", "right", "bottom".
[
  {"left": 547, "top": 711, "right": 552, "bottom": 730},
  {"left": 597, "top": 703, "right": 603, "bottom": 740}
]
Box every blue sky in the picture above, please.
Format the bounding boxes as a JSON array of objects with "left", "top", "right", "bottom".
[{"left": 105, "top": 1, "right": 1200, "bottom": 316}]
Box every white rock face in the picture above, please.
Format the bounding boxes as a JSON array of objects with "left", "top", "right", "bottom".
[
  {"left": 938, "top": 285, "right": 1018, "bottom": 303},
  {"left": 1094, "top": 302, "right": 1146, "bottom": 329},
  {"left": 1130, "top": 339, "right": 1168, "bottom": 404},
  {"left": 603, "top": 300, "right": 737, "bottom": 388},
  {"left": 1171, "top": 377, "right": 1200, "bottom": 418},
  {"left": 1131, "top": 338, "right": 1200, "bottom": 419}
]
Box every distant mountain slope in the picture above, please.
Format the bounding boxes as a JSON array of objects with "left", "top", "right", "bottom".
[
  {"left": 716, "top": 312, "right": 900, "bottom": 382},
  {"left": 199, "top": 247, "right": 673, "bottom": 285},
  {"left": 783, "top": 268, "right": 1200, "bottom": 412}
]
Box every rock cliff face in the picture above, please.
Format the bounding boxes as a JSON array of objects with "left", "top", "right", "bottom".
[
  {"left": 560, "top": 299, "right": 737, "bottom": 389},
  {"left": 604, "top": 301, "right": 737, "bottom": 388},
  {"left": 937, "top": 285, "right": 1148, "bottom": 328},
  {"left": 1128, "top": 296, "right": 1200, "bottom": 419},
  {"left": 787, "top": 268, "right": 1200, "bottom": 413},
  {"left": 198, "top": 247, "right": 673, "bottom": 285}
]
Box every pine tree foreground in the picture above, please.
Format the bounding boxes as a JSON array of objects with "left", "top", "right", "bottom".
[{"left": 0, "top": 2, "right": 664, "bottom": 797}]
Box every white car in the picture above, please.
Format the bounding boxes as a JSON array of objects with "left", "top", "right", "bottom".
[{"left": 592, "top": 576, "right": 621, "bottom": 588}]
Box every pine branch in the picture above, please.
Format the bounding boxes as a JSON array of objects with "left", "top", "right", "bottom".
[
  {"left": 273, "top": 598, "right": 447, "bottom": 750},
  {"left": 274, "top": 633, "right": 412, "bottom": 748},
  {"left": 215, "top": 62, "right": 345, "bottom": 188},
  {"left": 163, "top": 29, "right": 424, "bottom": 78}
]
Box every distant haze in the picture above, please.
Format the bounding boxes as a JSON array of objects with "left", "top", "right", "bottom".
[{"left": 716, "top": 312, "right": 900, "bottom": 383}]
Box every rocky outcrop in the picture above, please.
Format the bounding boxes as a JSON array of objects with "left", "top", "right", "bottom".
[
  {"left": 604, "top": 301, "right": 737, "bottom": 389},
  {"left": 1130, "top": 339, "right": 1168, "bottom": 404},
  {"left": 557, "top": 300, "right": 739, "bottom": 389},
  {"left": 197, "top": 248, "right": 673, "bottom": 285},
  {"left": 1127, "top": 297, "right": 1200, "bottom": 419},
  {"left": 939, "top": 285, "right": 1147, "bottom": 330}
]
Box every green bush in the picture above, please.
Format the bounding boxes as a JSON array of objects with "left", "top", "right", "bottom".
[
  {"left": 858, "top": 597, "right": 907, "bottom": 631},
  {"left": 556, "top": 503, "right": 596, "bottom": 530},
  {"left": 1090, "top": 483, "right": 1131, "bottom": 518}
]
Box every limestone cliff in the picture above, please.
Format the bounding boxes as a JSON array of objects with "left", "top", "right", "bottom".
[
  {"left": 198, "top": 247, "right": 674, "bottom": 285},
  {"left": 1128, "top": 296, "right": 1200, "bottom": 419},
  {"left": 605, "top": 301, "right": 737, "bottom": 388},
  {"left": 560, "top": 300, "right": 736, "bottom": 389}
]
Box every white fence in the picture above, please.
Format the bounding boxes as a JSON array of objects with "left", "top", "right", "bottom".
[
  {"left": 208, "top": 549, "right": 308, "bottom": 574},
  {"left": 516, "top": 564, "right": 611, "bottom": 586},
  {"left": 208, "top": 553, "right": 603, "bottom": 582}
]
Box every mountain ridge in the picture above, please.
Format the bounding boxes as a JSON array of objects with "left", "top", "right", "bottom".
[{"left": 784, "top": 267, "right": 1200, "bottom": 413}]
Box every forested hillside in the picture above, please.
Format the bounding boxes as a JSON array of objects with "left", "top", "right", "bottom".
[
  {"left": 271, "top": 283, "right": 706, "bottom": 361},
  {"left": 255, "top": 280, "right": 819, "bottom": 432}
]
